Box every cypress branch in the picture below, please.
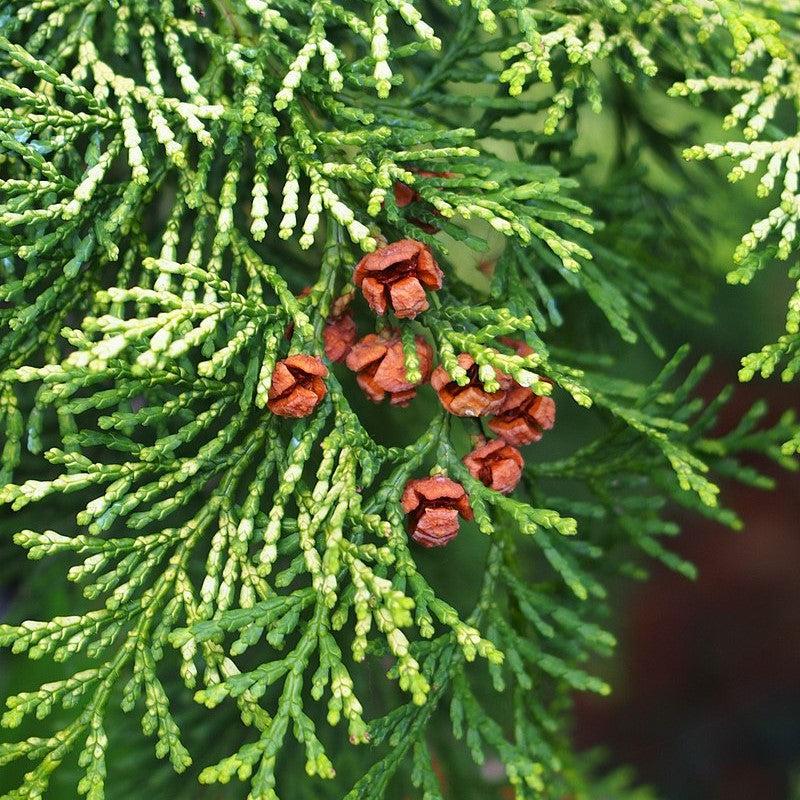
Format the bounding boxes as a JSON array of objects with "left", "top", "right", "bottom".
[{"left": 0, "top": 2, "right": 798, "bottom": 799}]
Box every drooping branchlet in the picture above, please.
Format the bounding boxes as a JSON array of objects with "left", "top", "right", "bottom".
[{"left": 4, "top": 4, "right": 787, "bottom": 799}]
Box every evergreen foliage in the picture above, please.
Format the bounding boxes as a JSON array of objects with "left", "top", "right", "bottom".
[{"left": 0, "top": 1, "right": 797, "bottom": 798}]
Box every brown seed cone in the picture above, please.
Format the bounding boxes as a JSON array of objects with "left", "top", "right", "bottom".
[
  {"left": 346, "top": 332, "right": 433, "bottom": 406},
  {"left": 393, "top": 170, "right": 455, "bottom": 207},
  {"left": 488, "top": 386, "right": 556, "bottom": 446},
  {"left": 498, "top": 336, "right": 535, "bottom": 358},
  {"left": 330, "top": 290, "right": 355, "bottom": 319},
  {"left": 323, "top": 313, "right": 357, "bottom": 363},
  {"left": 267, "top": 355, "right": 328, "bottom": 418},
  {"left": 392, "top": 171, "right": 455, "bottom": 234},
  {"left": 393, "top": 181, "right": 418, "bottom": 209},
  {"left": 401, "top": 475, "right": 473, "bottom": 548},
  {"left": 430, "top": 353, "right": 512, "bottom": 417},
  {"left": 463, "top": 438, "right": 524, "bottom": 494},
  {"left": 353, "top": 239, "right": 443, "bottom": 319},
  {"left": 287, "top": 288, "right": 356, "bottom": 363},
  {"left": 477, "top": 259, "right": 497, "bottom": 278}
]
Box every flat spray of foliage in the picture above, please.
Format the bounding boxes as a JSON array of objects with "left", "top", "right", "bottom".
[{"left": 0, "top": 2, "right": 798, "bottom": 799}]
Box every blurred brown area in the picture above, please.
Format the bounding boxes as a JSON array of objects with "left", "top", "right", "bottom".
[{"left": 574, "top": 374, "right": 800, "bottom": 800}]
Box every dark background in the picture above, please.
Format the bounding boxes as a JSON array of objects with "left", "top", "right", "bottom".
[
  {"left": 558, "top": 90, "right": 800, "bottom": 800},
  {"left": 572, "top": 267, "right": 800, "bottom": 799}
]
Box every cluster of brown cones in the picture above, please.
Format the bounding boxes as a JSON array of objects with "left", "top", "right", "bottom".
[
  {"left": 267, "top": 237, "right": 556, "bottom": 549},
  {"left": 267, "top": 239, "right": 440, "bottom": 416}
]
